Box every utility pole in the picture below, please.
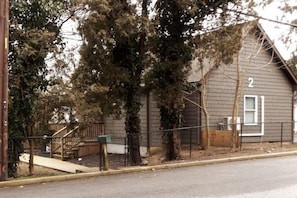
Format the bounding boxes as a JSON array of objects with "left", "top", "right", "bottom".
[{"left": 0, "top": 0, "right": 9, "bottom": 181}]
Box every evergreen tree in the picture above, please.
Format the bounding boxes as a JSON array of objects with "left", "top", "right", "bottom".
[
  {"left": 149, "top": 0, "right": 238, "bottom": 160},
  {"left": 8, "top": 0, "right": 69, "bottom": 177},
  {"left": 74, "top": 0, "right": 150, "bottom": 165}
]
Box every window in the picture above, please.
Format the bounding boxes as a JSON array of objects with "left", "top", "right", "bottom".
[{"left": 244, "top": 95, "right": 258, "bottom": 125}]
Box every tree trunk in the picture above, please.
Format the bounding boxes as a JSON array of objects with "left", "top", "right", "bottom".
[
  {"left": 127, "top": 119, "right": 141, "bottom": 165},
  {"left": 28, "top": 138, "right": 34, "bottom": 176},
  {"left": 125, "top": 0, "right": 149, "bottom": 165},
  {"left": 231, "top": 52, "right": 243, "bottom": 150},
  {"left": 172, "top": 128, "right": 181, "bottom": 159},
  {"left": 201, "top": 85, "right": 210, "bottom": 149},
  {"left": 163, "top": 130, "right": 181, "bottom": 160},
  {"left": 199, "top": 59, "right": 211, "bottom": 150},
  {"left": 161, "top": 107, "right": 181, "bottom": 160},
  {"left": 203, "top": 109, "right": 210, "bottom": 150},
  {"left": 125, "top": 87, "right": 141, "bottom": 165}
]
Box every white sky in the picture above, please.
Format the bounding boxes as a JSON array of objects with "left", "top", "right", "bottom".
[
  {"left": 61, "top": 1, "right": 297, "bottom": 61},
  {"left": 256, "top": 0, "right": 297, "bottom": 60}
]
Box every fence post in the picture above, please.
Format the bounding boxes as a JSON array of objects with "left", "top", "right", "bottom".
[
  {"left": 50, "top": 138, "right": 53, "bottom": 158},
  {"left": 99, "top": 142, "right": 102, "bottom": 171},
  {"left": 61, "top": 137, "right": 64, "bottom": 161},
  {"left": 240, "top": 123, "right": 243, "bottom": 150},
  {"left": 189, "top": 128, "right": 192, "bottom": 158},
  {"left": 124, "top": 136, "right": 128, "bottom": 167},
  {"left": 281, "top": 122, "right": 283, "bottom": 147}
]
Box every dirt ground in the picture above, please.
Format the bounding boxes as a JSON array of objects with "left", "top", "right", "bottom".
[
  {"left": 17, "top": 162, "right": 67, "bottom": 179},
  {"left": 16, "top": 142, "right": 297, "bottom": 179}
]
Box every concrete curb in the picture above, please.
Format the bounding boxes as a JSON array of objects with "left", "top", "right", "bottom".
[{"left": 1, "top": 150, "right": 297, "bottom": 188}]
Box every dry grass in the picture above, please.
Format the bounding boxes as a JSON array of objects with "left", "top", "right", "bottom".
[
  {"left": 147, "top": 142, "right": 297, "bottom": 165},
  {"left": 15, "top": 162, "right": 66, "bottom": 179}
]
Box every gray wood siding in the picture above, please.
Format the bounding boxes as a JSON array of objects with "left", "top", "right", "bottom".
[
  {"left": 182, "top": 91, "right": 200, "bottom": 144},
  {"left": 104, "top": 113, "right": 126, "bottom": 145},
  {"left": 104, "top": 94, "right": 161, "bottom": 146},
  {"left": 148, "top": 94, "right": 162, "bottom": 147},
  {"left": 139, "top": 95, "right": 148, "bottom": 146},
  {"left": 105, "top": 26, "right": 294, "bottom": 146},
  {"left": 199, "top": 32, "right": 293, "bottom": 142}
]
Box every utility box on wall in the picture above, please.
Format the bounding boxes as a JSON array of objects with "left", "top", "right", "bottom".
[
  {"left": 224, "top": 117, "right": 241, "bottom": 131},
  {"left": 98, "top": 135, "right": 111, "bottom": 144}
]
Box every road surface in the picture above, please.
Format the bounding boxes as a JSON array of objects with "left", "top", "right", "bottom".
[{"left": 2, "top": 155, "right": 297, "bottom": 197}]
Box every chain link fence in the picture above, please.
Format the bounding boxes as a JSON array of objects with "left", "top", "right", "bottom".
[{"left": 7, "top": 121, "right": 296, "bottom": 169}]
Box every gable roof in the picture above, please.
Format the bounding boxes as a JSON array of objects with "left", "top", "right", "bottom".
[
  {"left": 255, "top": 23, "right": 297, "bottom": 88},
  {"left": 188, "top": 22, "right": 297, "bottom": 90}
]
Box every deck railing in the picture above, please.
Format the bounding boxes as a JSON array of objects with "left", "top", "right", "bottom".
[
  {"left": 50, "top": 123, "right": 105, "bottom": 160},
  {"left": 50, "top": 126, "right": 67, "bottom": 158}
]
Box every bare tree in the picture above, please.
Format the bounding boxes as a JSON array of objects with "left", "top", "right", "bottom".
[{"left": 192, "top": 23, "right": 248, "bottom": 149}]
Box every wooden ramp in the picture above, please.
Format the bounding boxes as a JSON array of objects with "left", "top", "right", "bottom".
[{"left": 20, "top": 153, "right": 98, "bottom": 173}]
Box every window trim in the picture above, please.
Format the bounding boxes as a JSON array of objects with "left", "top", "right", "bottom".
[{"left": 244, "top": 95, "right": 258, "bottom": 125}]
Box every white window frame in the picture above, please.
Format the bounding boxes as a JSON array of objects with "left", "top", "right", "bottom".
[{"left": 244, "top": 95, "right": 258, "bottom": 125}]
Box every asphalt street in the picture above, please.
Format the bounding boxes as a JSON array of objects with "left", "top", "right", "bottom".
[{"left": 2, "top": 155, "right": 297, "bottom": 198}]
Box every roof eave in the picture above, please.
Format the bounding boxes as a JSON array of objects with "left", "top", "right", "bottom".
[{"left": 256, "top": 23, "right": 297, "bottom": 88}]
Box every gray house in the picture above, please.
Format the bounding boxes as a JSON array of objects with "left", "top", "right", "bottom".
[
  {"left": 186, "top": 22, "right": 297, "bottom": 143},
  {"left": 104, "top": 22, "right": 297, "bottom": 154}
]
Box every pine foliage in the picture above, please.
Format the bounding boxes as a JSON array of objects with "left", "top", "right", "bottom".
[
  {"left": 74, "top": 0, "right": 150, "bottom": 165},
  {"left": 8, "top": 0, "right": 68, "bottom": 177},
  {"left": 148, "top": 0, "right": 239, "bottom": 160}
]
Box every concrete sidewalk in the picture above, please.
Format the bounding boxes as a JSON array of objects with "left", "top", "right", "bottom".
[
  {"left": 1, "top": 150, "right": 297, "bottom": 188},
  {"left": 19, "top": 154, "right": 98, "bottom": 173}
]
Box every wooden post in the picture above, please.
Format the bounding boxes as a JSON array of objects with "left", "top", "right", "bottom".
[
  {"left": 0, "top": 0, "right": 9, "bottom": 181},
  {"left": 102, "top": 143, "right": 109, "bottom": 171},
  {"left": 61, "top": 138, "right": 64, "bottom": 161},
  {"left": 28, "top": 139, "right": 34, "bottom": 176},
  {"left": 99, "top": 143, "right": 109, "bottom": 171},
  {"left": 50, "top": 139, "right": 53, "bottom": 158},
  {"left": 98, "top": 135, "right": 110, "bottom": 171}
]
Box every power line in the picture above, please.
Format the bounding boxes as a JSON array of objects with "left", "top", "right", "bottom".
[{"left": 227, "top": 8, "right": 297, "bottom": 29}]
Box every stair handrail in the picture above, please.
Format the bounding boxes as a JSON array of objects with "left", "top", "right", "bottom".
[
  {"left": 50, "top": 126, "right": 68, "bottom": 158},
  {"left": 61, "top": 125, "right": 80, "bottom": 160},
  {"left": 50, "top": 123, "right": 104, "bottom": 160},
  {"left": 52, "top": 126, "right": 68, "bottom": 137},
  {"left": 62, "top": 125, "right": 80, "bottom": 138}
]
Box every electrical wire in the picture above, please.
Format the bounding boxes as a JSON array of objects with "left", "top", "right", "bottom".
[{"left": 227, "top": 8, "right": 297, "bottom": 28}]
